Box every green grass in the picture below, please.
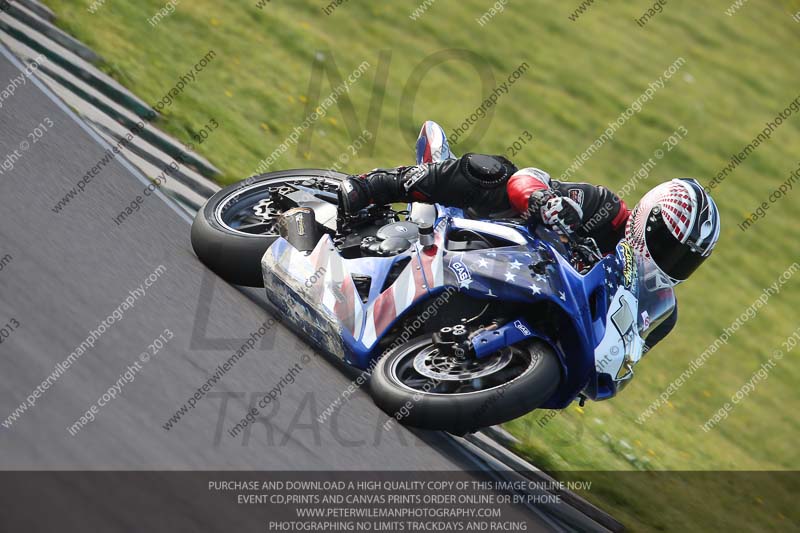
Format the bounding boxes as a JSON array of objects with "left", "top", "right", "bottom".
[{"left": 41, "top": 0, "right": 800, "bottom": 530}]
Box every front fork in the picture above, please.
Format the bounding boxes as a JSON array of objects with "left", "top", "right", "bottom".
[{"left": 432, "top": 317, "right": 540, "bottom": 360}]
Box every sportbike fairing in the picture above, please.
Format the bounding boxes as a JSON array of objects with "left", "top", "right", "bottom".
[{"left": 261, "top": 205, "right": 674, "bottom": 406}]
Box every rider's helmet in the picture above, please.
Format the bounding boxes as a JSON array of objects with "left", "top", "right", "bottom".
[{"left": 625, "top": 178, "right": 720, "bottom": 286}]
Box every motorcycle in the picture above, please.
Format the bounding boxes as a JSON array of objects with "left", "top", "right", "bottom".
[{"left": 191, "top": 165, "right": 675, "bottom": 435}]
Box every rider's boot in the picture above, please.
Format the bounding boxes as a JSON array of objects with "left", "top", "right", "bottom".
[
  {"left": 338, "top": 167, "right": 405, "bottom": 215},
  {"left": 339, "top": 154, "right": 518, "bottom": 217},
  {"left": 339, "top": 119, "right": 453, "bottom": 215}
]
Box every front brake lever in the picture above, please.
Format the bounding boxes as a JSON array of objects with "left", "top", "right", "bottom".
[{"left": 555, "top": 221, "right": 603, "bottom": 265}]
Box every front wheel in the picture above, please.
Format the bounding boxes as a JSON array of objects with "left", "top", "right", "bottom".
[{"left": 369, "top": 336, "right": 561, "bottom": 434}]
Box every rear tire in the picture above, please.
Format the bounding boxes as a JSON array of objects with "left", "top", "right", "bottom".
[
  {"left": 370, "top": 336, "right": 561, "bottom": 434},
  {"left": 191, "top": 170, "right": 346, "bottom": 287}
]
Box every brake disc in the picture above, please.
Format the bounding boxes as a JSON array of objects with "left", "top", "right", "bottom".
[
  {"left": 252, "top": 198, "right": 280, "bottom": 221},
  {"left": 412, "top": 345, "right": 512, "bottom": 381}
]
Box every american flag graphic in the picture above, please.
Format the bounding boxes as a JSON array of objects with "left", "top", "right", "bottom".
[
  {"left": 267, "top": 226, "right": 446, "bottom": 349},
  {"left": 266, "top": 226, "right": 590, "bottom": 351}
]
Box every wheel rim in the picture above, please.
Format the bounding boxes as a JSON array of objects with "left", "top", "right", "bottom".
[
  {"left": 214, "top": 175, "right": 341, "bottom": 236},
  {"left": 389, "top": 340, "right": 535, "bottom": 396}
]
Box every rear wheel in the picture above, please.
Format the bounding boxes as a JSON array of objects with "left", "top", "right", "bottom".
[
  {"left": 191, "top": 170, "right": 345, "bottom": 286},
  {"left": 370, "top": 335, "right": 561, "bottom": 434}
]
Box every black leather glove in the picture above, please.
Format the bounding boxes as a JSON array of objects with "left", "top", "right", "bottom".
[{"left": 526, "top": 188, "right": 557, "bottom": 222}]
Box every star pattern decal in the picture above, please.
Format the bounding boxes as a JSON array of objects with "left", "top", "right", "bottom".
[
  {"left": 451, "top": 249, "right": 624, "bottom": 307},
  {"left": 442, "top": 248, "right": 574, "bottom": 302},
  {"left": 605, "top": 259, "right": 623, "bottom": 289}
]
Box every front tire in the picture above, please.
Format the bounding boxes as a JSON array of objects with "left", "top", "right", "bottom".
[{"left": 370, "top": 336, "right": 561, "bottom": 434}]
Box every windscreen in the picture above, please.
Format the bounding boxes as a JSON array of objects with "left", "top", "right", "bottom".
[{"left": 636, "top": 255, "right": 677, "bottom": 339}]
